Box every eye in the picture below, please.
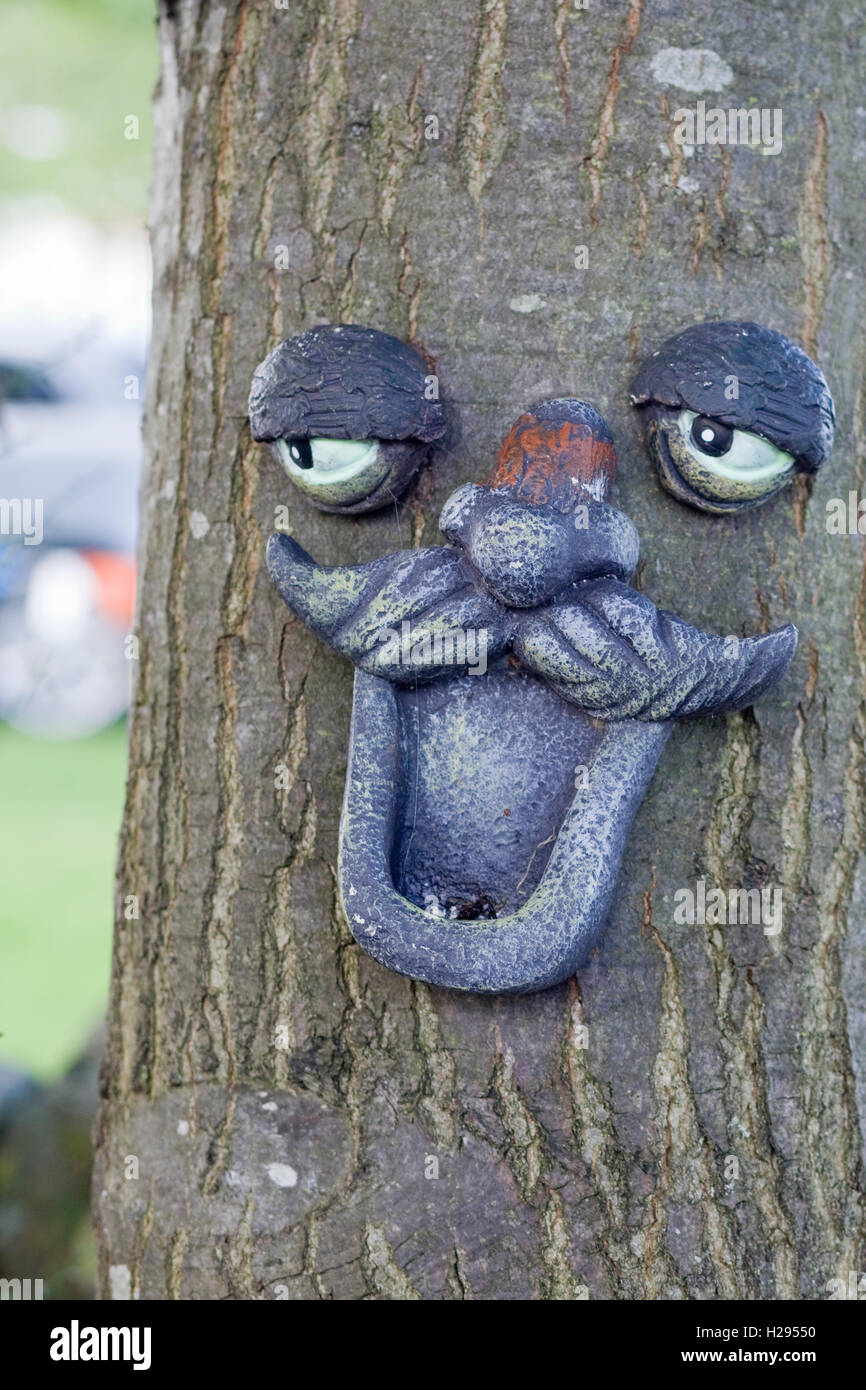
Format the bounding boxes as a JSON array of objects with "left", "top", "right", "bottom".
[
  {"left": 275, "top": 436, "right": 389, "bottom": 505},
  {"left": 308, "top": 438, "right": 378, "bottom": 472},
  {"left": 277, "top": 436, "right": 379, "bottom": 478},
  {"left": 677, "top": 410, "right": 794, "bottom": 485},
  {"left": 690, "top": 415, "right": 733, "bottom": 457},
  {"left": 286, "top": 438, "right": 313, "bottom": 469}
]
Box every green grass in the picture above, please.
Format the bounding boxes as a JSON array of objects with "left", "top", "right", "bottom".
[
  {"left": 0, "top": 721, "right": 127, "bottom": 1080},
  {"left": 0, "top": 0, "right": 158, "bottom": 222},
  {"left": 0, "top": 1, "right": 153, "bottom": 1077}
]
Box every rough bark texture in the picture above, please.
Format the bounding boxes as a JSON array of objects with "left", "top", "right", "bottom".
[{"left": 94, "top": 0, "right": 866, "bottom": 1299}]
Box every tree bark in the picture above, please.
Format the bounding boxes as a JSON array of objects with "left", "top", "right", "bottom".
[{"left": 94, "top": 0, "right": 866, "bottom": 1299}]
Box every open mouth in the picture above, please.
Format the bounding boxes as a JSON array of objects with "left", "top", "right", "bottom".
[{"left": 338, "top": 659, "right": 671, "bottom": 993}]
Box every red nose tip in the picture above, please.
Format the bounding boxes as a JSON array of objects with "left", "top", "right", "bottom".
[{"left": 484, "top": 400, "right": 617, "bottom": 511}]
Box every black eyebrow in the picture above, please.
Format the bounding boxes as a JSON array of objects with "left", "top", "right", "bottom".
[{"left": 248, "top": 324, "right": 447, "bottom": 445}]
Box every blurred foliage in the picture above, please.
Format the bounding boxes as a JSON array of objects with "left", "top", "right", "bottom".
[
  {"left": 0, "top": 0, "right": 154, "bottom": 1300},
  {"left": 0, "top": 722, "right": 127, "bottom": 1079},
  {"left": 0, "top": 0, "right": 158, "bottom": 222},
  {"left": 0, "top": 1034, "right": 101, "bottom": 1299}
]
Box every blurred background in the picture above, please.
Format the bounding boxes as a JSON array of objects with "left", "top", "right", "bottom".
[{"left": 0, "top": 0, "right": 156, "bottom": 1297}]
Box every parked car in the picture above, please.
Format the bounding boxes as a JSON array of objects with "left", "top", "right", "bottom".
[{"left": 0, "top": 341, "right": 141, "bottom": 737}]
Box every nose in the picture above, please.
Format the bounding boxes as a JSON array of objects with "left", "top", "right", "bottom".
[{"left": 484, "top": 398, "right": 617, "bottom": 510}]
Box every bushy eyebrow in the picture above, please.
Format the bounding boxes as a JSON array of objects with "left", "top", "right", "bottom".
[
  {"left": 630, "top": 320, "right": 834, "bottom": 472},
  {"left": 248, "top": 324, "right": 447, "bottom": 444}
]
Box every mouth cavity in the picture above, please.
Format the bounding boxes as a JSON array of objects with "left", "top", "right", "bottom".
[{"left": 339, "top": 661, "right": 671, "bottom": 994}]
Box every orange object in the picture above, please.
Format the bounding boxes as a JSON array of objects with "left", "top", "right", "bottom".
[
  {"left": 485, "top": 411, "right": 617, "bottom": 510},
  {"left": 82, "top": 550, "right": 137, "bottom": 626}
]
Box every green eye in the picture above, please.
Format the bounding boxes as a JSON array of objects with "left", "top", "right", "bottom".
[
  {"left": 275, "top": 436, "right": 388, "bottom": 503},
  {"left": 308, "top": 438, "right": 378, "bottom": 472},
  {"left": 673, "top": 410, "right": 794, "bottom": 502}
]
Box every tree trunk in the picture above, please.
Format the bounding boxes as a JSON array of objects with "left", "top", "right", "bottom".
[{"left": 93, "top": 0, "right": 866, "bottom": 1299}]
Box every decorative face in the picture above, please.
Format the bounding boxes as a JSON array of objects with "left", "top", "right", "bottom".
[
  {"left": 631, "top": 320, "right": 834, "bottom": 514},
  {"left": 258, "top": 323, "right": 829, "bottom": 994},
  {"left": 266, "top": 396, "right": 798, "bottom": 994},
  {"left": 248, "top": 323, "right": 446, "bottom": 513}
]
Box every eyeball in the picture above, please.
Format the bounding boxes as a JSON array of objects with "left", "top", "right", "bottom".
[
  {"left": 690, "top": 416, "right": 733, "bottom": 457},
  {"left": 285, "top": 439, "right": 313, "bottom": 469},
  {"left": 667, "top": 410, "right": 795, "bottom": 504},
  {"left": 275, "top": 436, "right": 389, "bottom": 505}
]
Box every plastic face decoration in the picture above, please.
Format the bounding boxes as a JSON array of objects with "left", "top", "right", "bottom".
[
  {"left": 631, "top": 320, "right": 834, "bottom": 514},
  {"left": 248, "top": 324, "right": 446, "bottom": 513},
  {"left": 265, "top": 395, "right": 798, "bottom": 996}
]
